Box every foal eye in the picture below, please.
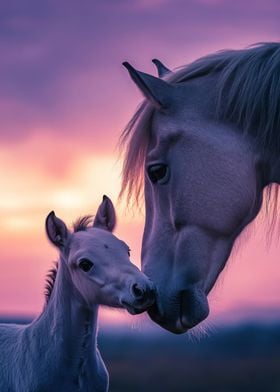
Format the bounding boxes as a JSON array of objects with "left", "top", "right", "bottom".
[
  {"left": 147, "top": 164, "right": 169, "bottom": 184},
  {"left": 79, "top": 258, "right": 93, "bottom": 272}
]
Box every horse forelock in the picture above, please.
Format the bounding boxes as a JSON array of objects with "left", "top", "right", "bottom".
[
  {"left": 119, "top": 101, "right": 153, "bottom": 207},
  {"left": 120, "top": 43, "right": 280, "bottom": 211}
]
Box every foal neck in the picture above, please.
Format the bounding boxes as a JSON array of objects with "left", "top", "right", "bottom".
[
  {"left": 30, "top": 258, "right": 101, "bottom": 384},
  {"left": 45, "top": 257, "right": 98, "bottom": 345}
]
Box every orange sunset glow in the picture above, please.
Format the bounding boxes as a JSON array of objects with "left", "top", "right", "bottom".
[{"left": 0, "top": 0, "right": 280, "bottom": 328}]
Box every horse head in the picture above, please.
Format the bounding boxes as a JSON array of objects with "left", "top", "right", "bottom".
[{"left": 122, "top": 44, "right": 280, "bottom": 333}]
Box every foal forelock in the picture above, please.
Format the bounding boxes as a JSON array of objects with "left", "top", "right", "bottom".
[
  {"left": 73, "top": 215, "right": 93, "bottom": 232},
  {"left": 120, "top": 42, "right": 280, "bottom": 212},
  {"left": 44, "top": 215, "right": 93, "bottom": 305}
]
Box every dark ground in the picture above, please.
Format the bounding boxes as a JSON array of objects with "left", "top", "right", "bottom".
[
  {"left": 99, "top": 323, "right": 280, "bottom": 392},
  {"left": 1, "top": 317, "right": 280, "bottom": 392}
]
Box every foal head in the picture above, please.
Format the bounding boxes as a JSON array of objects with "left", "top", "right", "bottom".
[{"left": 45, "top": 196, "right": 155, "bottom": 314}]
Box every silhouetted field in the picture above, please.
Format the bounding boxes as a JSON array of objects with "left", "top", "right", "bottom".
[
  {"left": 1, "top": 317, "right": 280, "bottom": 391},
  {"left": 99, "top": 323, "right": 280, "bottom": 392}
]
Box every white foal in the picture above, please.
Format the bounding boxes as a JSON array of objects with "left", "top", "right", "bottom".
[{"left": 0, "top": 196, "right": 155, "bottom": 392}]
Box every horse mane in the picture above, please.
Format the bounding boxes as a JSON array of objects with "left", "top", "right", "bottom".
[
  {"left": 44, "top": 262, "right": 58, "bottom": 305},
  {"left": 120, "top": 42, "right": 280, "bottom": 206},
  {"left": 44, "top": 215, "right": 93, "bottom": 305}
]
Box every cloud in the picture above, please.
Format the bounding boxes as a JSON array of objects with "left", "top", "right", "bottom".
[{"left": 0, "top": 0, "right": 279, "bottom": 150}]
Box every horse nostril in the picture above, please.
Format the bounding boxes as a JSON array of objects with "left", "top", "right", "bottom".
[
  {"left": 174, "top": 220, "right": 184, "bottom": 231},
  {"left": 131, "top": 283, "right": 144, "bottom": 299}
]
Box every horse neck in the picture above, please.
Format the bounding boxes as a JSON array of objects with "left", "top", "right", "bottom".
[{"left": 28, "top": 258, "right": 99, "bottom": 367}]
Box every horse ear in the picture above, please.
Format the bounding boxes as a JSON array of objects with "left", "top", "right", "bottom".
[
  {"left": 46, "top": 211, "right": 69, "bottom": 249},
  {"left": 122, "top": 61, "right": 174, "bottom": 110},
  {"left": 93, "top": 195, "right": 116, "bottom": 232},
  {"left": 152, "top": 59, "right": 172, "bottom": 78}
]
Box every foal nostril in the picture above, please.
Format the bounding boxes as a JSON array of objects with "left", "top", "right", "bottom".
[{"left": 131, "top": 283, "right": 144, "bottom": 299}]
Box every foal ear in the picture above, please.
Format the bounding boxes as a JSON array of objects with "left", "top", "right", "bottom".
[
  {"left": 152, "top": 59, "right": 172, "bottom": 78},
  {"left": 122, "top": 61, "right": 174, "bottom": 110},
  {"left": 93, "top": 195, "right": 116, "bottom": 232},
  {"left": 46, "top": 211, "right": 69, "bottom": 249}
]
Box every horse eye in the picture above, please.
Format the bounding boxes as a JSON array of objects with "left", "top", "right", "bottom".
[
  {"left": 79, "top": 258, "right": 93, "bottom": 272},
  {"left": 128, "top": 248, "right": 131, "bottom": 257},
  {"left": 147, "top": 164, "right": 169, "bottom": 184}
]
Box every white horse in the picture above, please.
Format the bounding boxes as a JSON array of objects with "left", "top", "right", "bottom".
[
  {"left": 0, "top": 196, "right": 155, "bottom": 391},
  {"left": 121, "top": 42, "right": 280, "bottom": 334}
]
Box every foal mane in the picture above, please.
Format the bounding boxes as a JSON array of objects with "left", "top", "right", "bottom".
[
  {"left": 44, "top": 262, "right": 58, "bottom": 305},
  {"left": 120, "top": 43, "right": 280, "bottom": 206},
  {"left": 44, "top": 215, "right": 93, "bottom": 305}
]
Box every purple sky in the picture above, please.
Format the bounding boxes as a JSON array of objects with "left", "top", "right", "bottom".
[
  {"left": 1, "top": 0, "right": 279, "bottom": 147},
  {"left": 0, "top": 0, "right": 279, "bottom": 319}
]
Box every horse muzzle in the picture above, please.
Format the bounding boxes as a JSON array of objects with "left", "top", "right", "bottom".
[{"left": 148, "top": 288, "right": 209, "bottom": 334}]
